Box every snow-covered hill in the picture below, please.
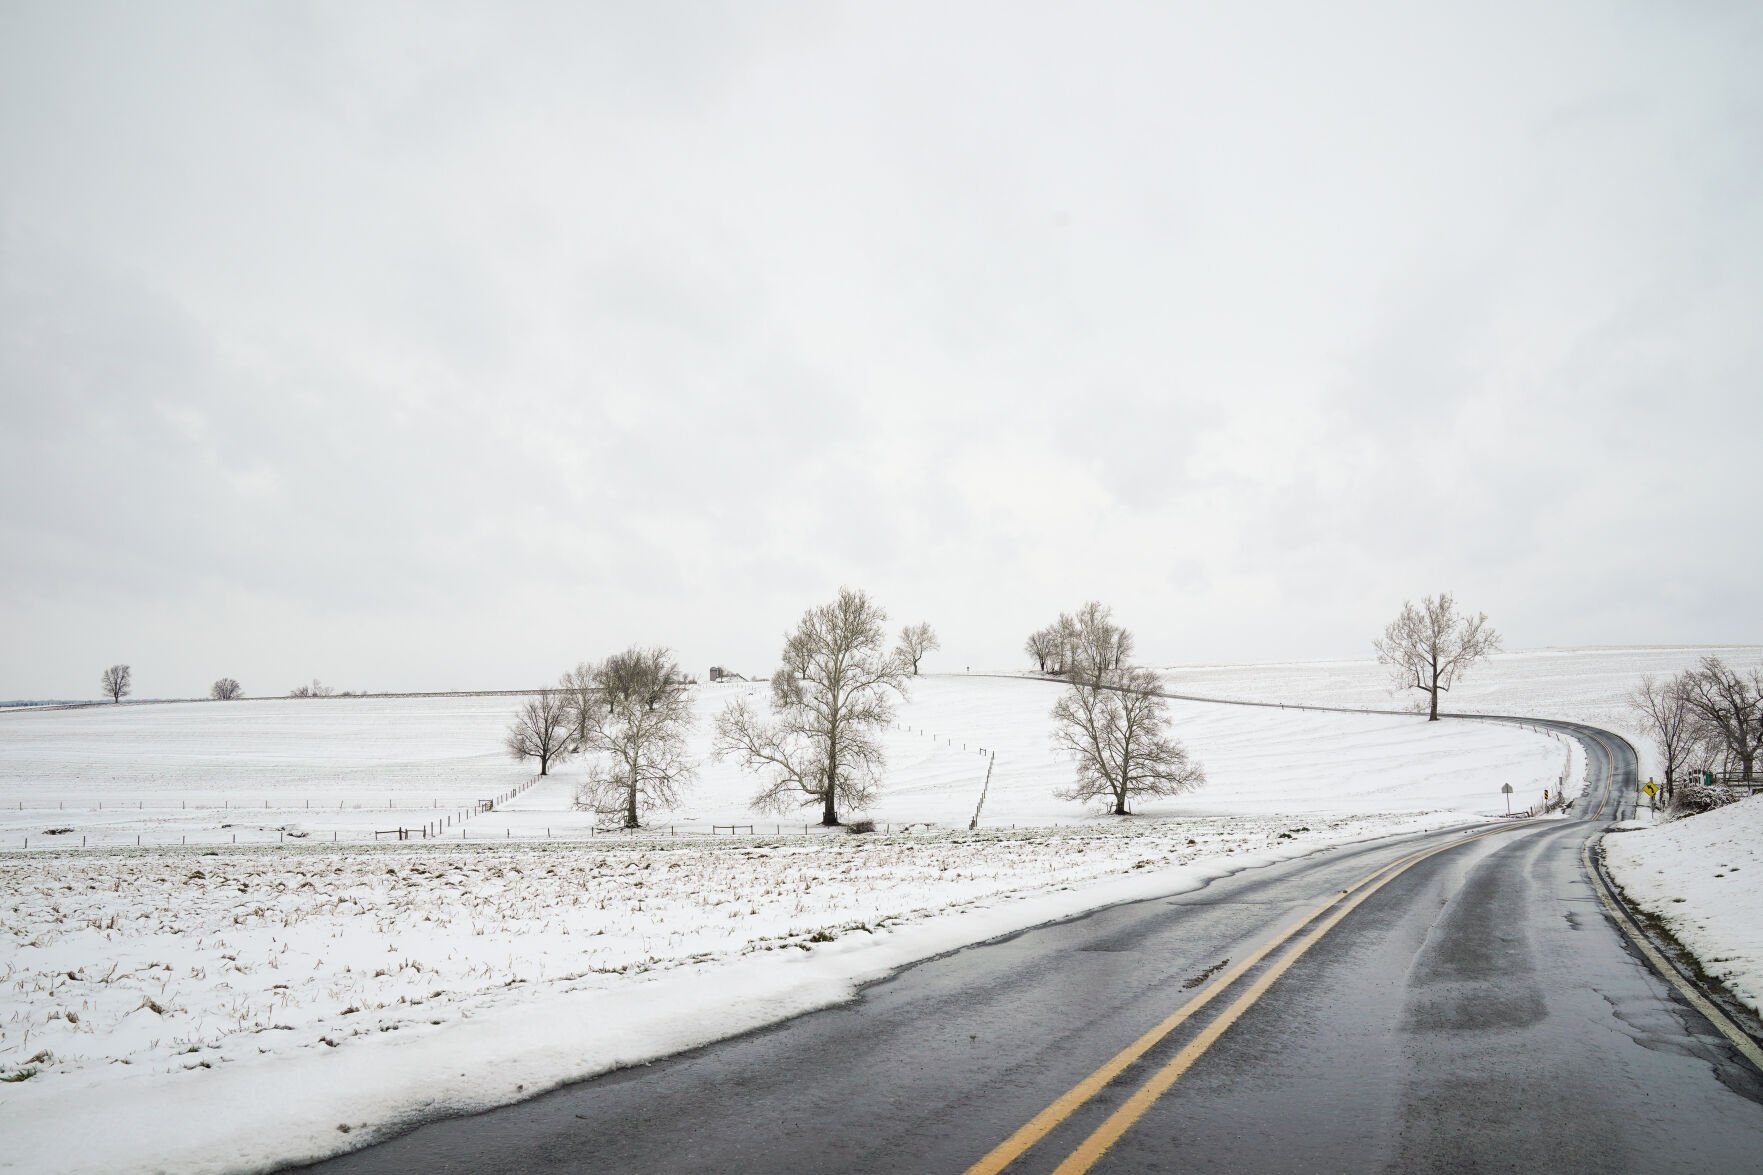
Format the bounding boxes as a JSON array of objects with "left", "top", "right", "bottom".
[{"left": 0, "top": 673, "right": 1567, "bottom": 850}]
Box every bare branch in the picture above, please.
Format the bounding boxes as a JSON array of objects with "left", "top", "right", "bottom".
[
  {"left": 568, "top": 648, "right": 697, "bottom": 828},
  {"left": 504, "top": 690, "right": 574, "bottom": 777},
  {"left": 1678, "top": 657, "right": 1763, "bottom": 781},
  {"left": 1050, "top": 637, "right": 1204, "bottom": 815},
  {"left": 100, "top": 664, "right": 131, "bottom": 703},
  {"left": 715, "top": 587, "right": 905, "bottom": 825},
  {"left": 1373, "top": 592, "right": 1501, "bottom": 721},
  {"left": 895, "top": 622, "right": 941, "bottom": 676}
]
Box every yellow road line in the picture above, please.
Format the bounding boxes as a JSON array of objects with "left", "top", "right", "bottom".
[
  {"left": 964, "top": 825, "right": 1512, "bottom": 1175},
  {"left": 1047, "top": 843, "right": 1448, "bottom": 1174},
  {"left": 1583, "top": 837, "right": 1763, "bottom": 1073}
]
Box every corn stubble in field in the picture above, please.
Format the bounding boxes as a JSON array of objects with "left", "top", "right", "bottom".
[{"left": 0, "top": 814, "right": 1445, "bottom": 1088}]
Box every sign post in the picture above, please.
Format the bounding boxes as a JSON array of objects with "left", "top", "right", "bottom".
[{"left": 1501, "top": 781, "right": 1514, "bottom": 814}]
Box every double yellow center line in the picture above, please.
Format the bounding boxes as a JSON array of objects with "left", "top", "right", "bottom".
[{"left": 965, "top": 824, "right": 1519, "bottom": 1175}]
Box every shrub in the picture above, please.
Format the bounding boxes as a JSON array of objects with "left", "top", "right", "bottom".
[{"left": 1667, "top": 781, "right": 1742, "bottom": 819}]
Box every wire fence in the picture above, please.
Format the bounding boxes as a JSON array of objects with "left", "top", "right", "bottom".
[{"left": 3, "top": 818, "right": 956, "bottom": 853}]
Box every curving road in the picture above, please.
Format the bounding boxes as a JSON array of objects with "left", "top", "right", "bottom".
[
  {"left": 297, "top": 719, "right": 1761, "bottom": 1174},
  {"left": 1466, "top": 714, "right": 1639, "bottom": 823}
]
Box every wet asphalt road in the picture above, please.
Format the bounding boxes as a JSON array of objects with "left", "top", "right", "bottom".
[{"left": 300, "top": 721, "right": 1762, "bottom": 1174}]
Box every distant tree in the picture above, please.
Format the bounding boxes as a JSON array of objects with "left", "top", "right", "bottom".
[
  {"left": 1025, "top": 628, "right": 1058, "bottom": 673},
  {"left": 1681, "top": 711, "right": 1729, "bottom": 781},
  {"left": 895, "top": 622, "right": 940, "bottom": 676},
  {"left": 1069, "top": 601, "right": 1133, "bottom": 676},
  {"left": 714, "top": 587, "right": 906, "bottom": 826},
  {"left": 569, "top": 648, "right": 697, "bottom": 829},
  {"left": 504, "top": 690, "right": 573, "bottom": 777},
  {"left": 1373, "top": 593, "right": 1501, "bottom": 721},
  {"left": 1047, "top": 605, "right": 1203, "bottom": 814},
  {"left": 100, "top": 664, "right": 131, "bottom": 703},
  {"left": 1679, "top": 657, "right": 1763, "bottom": 782},
  {"left": 558, "top": 662, "right": 598, "bottom": 745},
  {"left": 1052, "top": 612, "right": 1079, "bottom": 674},
  {"left": 210, "top": 677, "right": 243, "bottom": 701},
  {"left": 1628, "top": 672, "right": 1697, "bottom": 799},
  {"left": 289, "top": 679, "right": 335, "bottom": 698}
]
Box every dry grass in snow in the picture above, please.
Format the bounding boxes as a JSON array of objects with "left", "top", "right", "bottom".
[{"left": 1, "top": 812, "right": 1458, "bottom": 1095}]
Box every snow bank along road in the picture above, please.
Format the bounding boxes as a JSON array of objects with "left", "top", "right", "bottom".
[{"left": 305, "top": 721, "right": 1763, "bottom": 1174}]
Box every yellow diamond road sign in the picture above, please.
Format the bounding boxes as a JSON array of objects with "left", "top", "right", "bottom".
[{"left": 1644, "top": 782, "right": 1658, "bottom": 797}]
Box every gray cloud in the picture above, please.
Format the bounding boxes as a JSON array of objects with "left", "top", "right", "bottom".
[{"left": 2, "top": 1, "right": 1759, "bottom": 698}]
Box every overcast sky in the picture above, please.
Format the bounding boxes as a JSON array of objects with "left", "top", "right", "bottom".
[{"left": 2, "top": 1, "right": 1759, "bottom": 699}]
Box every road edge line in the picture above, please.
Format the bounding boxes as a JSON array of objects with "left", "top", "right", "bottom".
[{"left": 1581, "top": 834, "right": 1763, "bottom": 1074}]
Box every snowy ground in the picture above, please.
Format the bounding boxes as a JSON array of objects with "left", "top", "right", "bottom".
[
  {"left": 1601, "top": 797, "right": 1763, "bottom": 1019},
  {"left": 1159, "top": 645, "right": 1763, "bottom": 1023},
  {"left": 2, "top": 814, "right": 1467, "bottom": 1174},
  {"left": 1156, "top": 644, "right": 1763, "bottom": 782},
  {"left": 0, "top": 676, "right": 1565, "bottom": 851},
  {"left": 0, "top": 668, "right": 1581, "bottom": 1172}
]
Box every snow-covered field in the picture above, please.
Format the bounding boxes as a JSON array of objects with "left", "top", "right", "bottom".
[
  {"left": 1602, "top": 798, "right": 1763, "bottom": 1019},
  {"left": 0, "top": 665, "right": 1592, "bottom": 1172},
  {"left": 1158, "top": 644, "right": 1763, "bottom": 781},
  {"left": 0, "top": 812, "right": 1467, "bottom": 1173},
  {"left": 1162, "top": 641, "right": 1763, "bottom": 1027},
  {"left": 0, "top": 676, "right": 1564, "bottom": 853}
]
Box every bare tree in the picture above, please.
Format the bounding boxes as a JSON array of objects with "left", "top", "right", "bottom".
[
  {"left": 1373, "top": 593, "right": 1501, "bottom": 721},
  {"left": 1628, "top": 672, "right": 1698, "bottom": 799},
  {"left": 1051, "top": 653, "right": 1204, "bottom": 815},
  {"left": 1053, "top": 612, "right": 1079, "bottom": 674},
  {"left": 1068, "top": 601, "right": 1134, "bottom": 679},
  {"left": 210, "top": 677, "right": 243, "bottom": 701},
  {"left": 1679, "top": 657, "right": 1763, "bottom": 781},
  {"left": 895, "top": 622, "right": 940, "bottom": 676},
  {"left": 1681, "top": 710, "right": 1729, "bottom": 781},
  {"left": 570, "top": 648, "right": 697, "bottom": 828},
  {"left": 1028, "top": 606, "right": 1129, "bottom": 678},
  {"left": 557, "top": 662, "right": 598, "bottom": 741},
  {"left": 289, "top": 679, "right": 335, "bottom": 698},
  {"left": 714, "top": 587, "right": 906, "bottom": 826},
  {"left": 100, "top": 664, "right": 131, "bottom": 703},
  {"left": 504, "top": 690, "right": 573, "bottom": 777}
]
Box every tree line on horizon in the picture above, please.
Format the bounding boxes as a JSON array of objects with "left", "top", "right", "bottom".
[{"left": 92, "top": 667, "right": 348, "bottom": 704}]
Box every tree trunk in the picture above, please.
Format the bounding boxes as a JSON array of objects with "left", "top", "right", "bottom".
[
  {"left": 823, "top": 729, "right": 840, "bottom": 825},
  {"left": 625, "top": 776, "right": 640, "bottom": 829},
  {"left": 1427, "top": 687, "right": 1440, "bottom": 721}
]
